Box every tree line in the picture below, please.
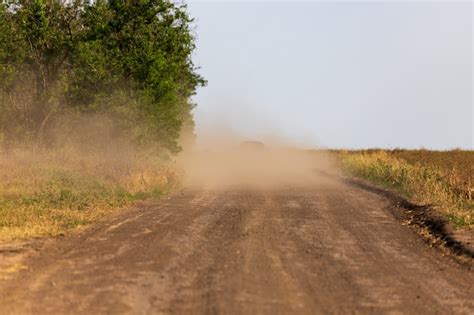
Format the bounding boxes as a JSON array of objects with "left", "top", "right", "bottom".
[{"left": 0, "top": 0, "right": 205, "bottom": 153}]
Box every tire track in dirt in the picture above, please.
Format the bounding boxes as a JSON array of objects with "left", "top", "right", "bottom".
[
  {"left": 0, "top": 176, "right": 472, "bottom": 314},
  {"left": 172, "top": 189, "right": 309, "bottom": 314},
  {"left": 0, "top": 191, "right": 220, "bottom": 314}
]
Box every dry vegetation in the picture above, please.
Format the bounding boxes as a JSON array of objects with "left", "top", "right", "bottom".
[
  {"left": 0, "top": 149, "right": 180, "bottom": 243},
  {"left": 334, "top": 149, "right": 474, "bottom": 229},
  {"left": 0, "top": 1, "right": 200, "bottom": 244}
]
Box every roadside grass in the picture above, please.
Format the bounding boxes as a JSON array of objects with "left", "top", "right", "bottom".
[
  {"left": 336, "top": 150, "right": 473, "bottom": 229},
  {"left": 0, "top": 151, "right": 180, "bottom": 243}
]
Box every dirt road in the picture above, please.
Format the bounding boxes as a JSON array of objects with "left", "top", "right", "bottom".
[{"left": 0, "top": 175, "right": 473, "bottom": 314}]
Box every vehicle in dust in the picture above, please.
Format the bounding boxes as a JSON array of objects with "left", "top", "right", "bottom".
[{"left": 240, "top": 141, "right": 265, "bottom": 150}]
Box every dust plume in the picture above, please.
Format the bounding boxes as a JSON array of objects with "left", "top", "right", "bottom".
[{"left": 177, "top": 132, "right": 337, "bottom": 189}]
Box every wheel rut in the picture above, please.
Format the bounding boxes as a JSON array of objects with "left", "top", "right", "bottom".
[{"left": 0, "top": 177, "right": 472, "bottom": 314}]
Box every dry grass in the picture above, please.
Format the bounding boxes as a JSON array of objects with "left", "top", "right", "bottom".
[
  {"left": 335, "top": 149, "right": 473, "bottom": 229},
  {"left": 0, "top": 150, "right": 180, "bottom": 243}
]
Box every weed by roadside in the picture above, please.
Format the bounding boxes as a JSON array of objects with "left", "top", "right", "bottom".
[
  {"left": 0, "top": 151, "right": 180, "bottom": 243},
  {"left": 336, "top": 150, "right": 473, "bottom": 229}
]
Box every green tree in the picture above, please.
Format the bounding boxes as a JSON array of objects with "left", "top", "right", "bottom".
[
  {"left": 0, "top": 1, "right": 80, "bottom": 147},
  {"left": 0, "top": 0, "right": 204, "bottom": 152}
]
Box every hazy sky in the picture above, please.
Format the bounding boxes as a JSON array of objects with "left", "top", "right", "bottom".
[{"left": 187, "top": 1, "right": 473, "bottom": 149}]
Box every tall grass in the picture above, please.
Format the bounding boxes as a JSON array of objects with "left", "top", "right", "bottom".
[
  {"left": 0, "top": 150, "right": 180, "bottom": 243},
  {"left": 339, "top": 151, "right": 473, "bottom": 229}
]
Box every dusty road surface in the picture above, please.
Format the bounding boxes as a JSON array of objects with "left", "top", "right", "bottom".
[{"left": 0, "top": 174, "right": 473, "bottom": 314}]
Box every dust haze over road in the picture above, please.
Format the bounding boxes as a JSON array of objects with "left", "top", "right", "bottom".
[
  {"left": 178, "top": 141, "right": 336, "bottom": 189},
  {"left": 0, "top": 141, "right": 473, "bottom": 314}
]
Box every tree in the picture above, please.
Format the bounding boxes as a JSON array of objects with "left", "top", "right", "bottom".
[{"left": 0, "top": 0, "right": 205, "bottom": 152}]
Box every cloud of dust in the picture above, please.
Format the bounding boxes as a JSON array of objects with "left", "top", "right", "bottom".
[
  {"left": 177, "top": 131, "right": 338, "bottom": 189},
  {"left": 0, "top": 112, "right": 176, "bottom": 185}
]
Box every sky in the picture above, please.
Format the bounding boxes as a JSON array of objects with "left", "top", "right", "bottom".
[{"left": 187, "top": 1, "right": 473, "bottom": 149}]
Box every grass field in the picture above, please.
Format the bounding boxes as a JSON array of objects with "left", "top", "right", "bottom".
[
  {"left": 0, "top": 150, "right": 180, "bottom": 243},
  {"left": 335, "top": 149, "right": 473, "bottom": 229}
]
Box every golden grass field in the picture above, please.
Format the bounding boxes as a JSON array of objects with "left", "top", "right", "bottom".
[
  {"left": 0, "top": 150, "right": 179, "bottom": 243},
  {"left": 335, "top": 149, "right": 473, "bottom": 229}
]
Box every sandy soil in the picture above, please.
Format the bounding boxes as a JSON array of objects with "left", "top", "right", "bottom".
[{"left": 0, "top": 174, "right": 472, "bottom": 314}]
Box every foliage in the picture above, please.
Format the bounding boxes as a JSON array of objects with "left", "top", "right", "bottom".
[
  {"left": 0, "top": 0, "right": 205, "bottom": 152},
  {"left": 337, "top": 150, "right": 473, "bottom": 229}
]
